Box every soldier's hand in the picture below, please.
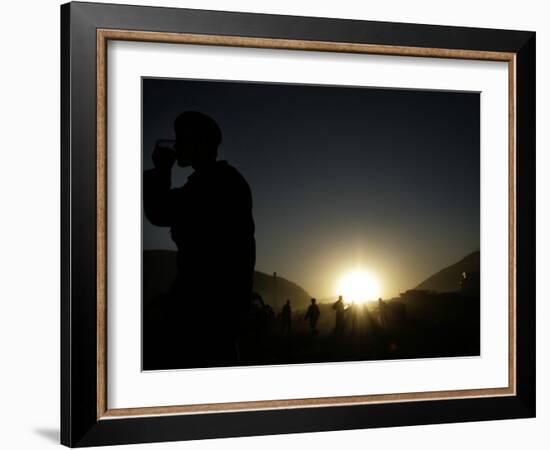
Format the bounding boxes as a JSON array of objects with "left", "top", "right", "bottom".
[{"left": 152, "top": 145, "right": 175, "bottom": 172}]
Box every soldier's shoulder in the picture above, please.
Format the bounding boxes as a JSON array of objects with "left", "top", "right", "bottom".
[
  {"left": 217, "top": 160, "right": 241, "bottom": 175},
  {"left": 217, "top": 161, "right": 250, "bottom": 185}
]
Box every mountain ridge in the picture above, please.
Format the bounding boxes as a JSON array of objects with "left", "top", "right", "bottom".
[
  {"left": 415, "top": 250, "right": 480, "bottom": 293},
  {"left": 143, "top": 249, "right": 311, "bottom": 310}
]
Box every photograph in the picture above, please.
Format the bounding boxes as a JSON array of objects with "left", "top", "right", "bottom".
[{"left": 141, "top": 77, "right": 481, "bottom": 371}]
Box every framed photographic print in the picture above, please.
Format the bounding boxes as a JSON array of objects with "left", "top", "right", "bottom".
[{"left": 60, "top": 1, "right": 536, "bottom": 447}]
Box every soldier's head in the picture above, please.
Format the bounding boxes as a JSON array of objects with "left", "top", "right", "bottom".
[
  {"left": 173, "top": 111, "right": 222, "bottom": 168},
  {"left": 311, "top": 298, "right": 316, "bottom": 305}
]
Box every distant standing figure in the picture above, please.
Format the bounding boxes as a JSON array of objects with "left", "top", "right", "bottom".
[
  {"left": 304, "top": 298, "right": 321, "bottom": 336},
  {"left": 378, "top": 298, "right": 389, "bottom": 328},
  {"left": 281, "top": 299, "right": 292, "bottom": 335},
  {"left": 332, "top": 295, "right": 346, "bottom": 336}
]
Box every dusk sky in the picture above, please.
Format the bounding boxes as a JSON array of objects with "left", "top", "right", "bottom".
[{"left": 142, "top": 78, "right": 480, "bottom": 300}]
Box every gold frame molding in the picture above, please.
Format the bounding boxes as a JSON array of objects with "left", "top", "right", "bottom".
[{"left": 96, "top": 29, "right": 517, "bottom": 420}]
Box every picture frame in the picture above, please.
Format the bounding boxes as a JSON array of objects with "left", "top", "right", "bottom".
[{"left": 60, "top": 1, "right": 535, "bottom": 447}]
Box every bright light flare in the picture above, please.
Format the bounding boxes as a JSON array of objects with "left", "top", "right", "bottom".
[{"left": 335, "top": 269, "right": 381, "bottom": 304}]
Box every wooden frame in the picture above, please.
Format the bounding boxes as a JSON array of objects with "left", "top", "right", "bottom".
[{"left": 62, "top": 1, "right": 535, "bottom": 446}]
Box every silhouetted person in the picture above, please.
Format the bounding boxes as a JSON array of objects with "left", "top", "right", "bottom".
[
  {"left": 378, "top": 298, "right": 389, "bottom": 328},
  {"left": 304, "top": 298, "right": 320, "bottom": 336},
  {"left": 143, "top": 111, "right": 255, "bottom": 368},
  {"left": 332, "top": 295, "right": 345, "bottom": 336},
  {"left": 281, "top": 299, "right": 292, "bottom": 335}
]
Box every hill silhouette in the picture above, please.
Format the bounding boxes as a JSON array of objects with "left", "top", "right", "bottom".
[
  {"left": 250, "top": 270, "right": 311, "bottom": 309},
  {"left": 143, "top": 250, "right": 311, "bottom": 310},
  {"left": 415, "top": 250, "right": 480, "bottom": 293}
]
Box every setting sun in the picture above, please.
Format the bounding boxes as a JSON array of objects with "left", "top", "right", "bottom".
[{"left": 335, "top": 269, "right": 381, "bottom": 304}]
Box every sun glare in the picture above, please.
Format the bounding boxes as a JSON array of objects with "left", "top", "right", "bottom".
[{"left": 335, "top": 269, "right": 381, "bottom": 304}]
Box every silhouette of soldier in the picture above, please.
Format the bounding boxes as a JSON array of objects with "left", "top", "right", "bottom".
[
  {"left": 332, "top": 295, "right": 346, "bottom": 336},
  {"left": 143, "top": 111, "right": 255, "bottom": 368},
  {"left": 304, "top": 298, "right": 321, "bottom": 336},
  {"left": 281, "top": 299, "right": 292, "bottom": 335}
]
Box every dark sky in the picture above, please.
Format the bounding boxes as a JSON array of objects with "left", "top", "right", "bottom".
[{"left": 142, "top": 78, "right": 480, "bottom": 299}]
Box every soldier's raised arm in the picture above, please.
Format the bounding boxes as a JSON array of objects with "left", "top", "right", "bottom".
[{"left": 143, "top": 144, "right": 179, "bottom": 227}]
